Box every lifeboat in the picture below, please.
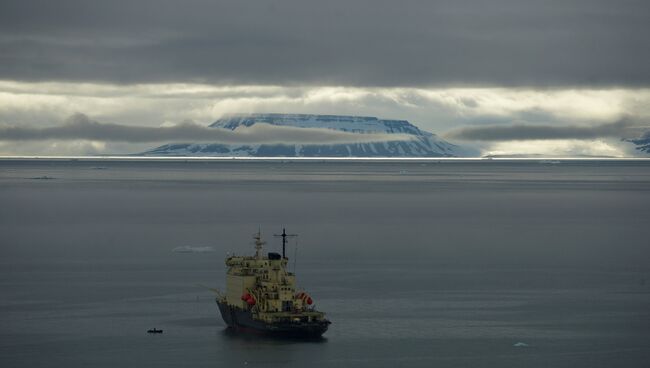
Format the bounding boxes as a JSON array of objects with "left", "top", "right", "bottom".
[{"left": 295, "top": 291, "right": 313, "bottom": 305}]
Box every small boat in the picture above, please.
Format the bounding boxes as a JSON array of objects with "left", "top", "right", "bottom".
[{"left": 147, "top": 328, "right": 163, "bottom": 334}]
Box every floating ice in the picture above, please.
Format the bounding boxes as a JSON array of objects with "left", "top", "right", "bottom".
[{"left": 172, "top": 246, "right": 215, "bottom": 253}]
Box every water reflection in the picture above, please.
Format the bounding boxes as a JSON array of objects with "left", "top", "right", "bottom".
[{"left": 220, "top": 327, "right": 329, "bottom": 344}]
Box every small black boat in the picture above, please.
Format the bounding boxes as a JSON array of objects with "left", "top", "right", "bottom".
[{"left": 147, "top": 328, "right": 163, "bottom": 334}]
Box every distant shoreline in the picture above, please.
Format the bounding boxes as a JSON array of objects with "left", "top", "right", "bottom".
[{"left": 1, "top": 155, "right": 650, "bottom": 163}]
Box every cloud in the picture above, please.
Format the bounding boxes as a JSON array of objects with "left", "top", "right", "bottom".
[
  {"left": 483, "top": 139, "right": 635, "bottom": 158},
  {"left": 2, "top": 81, "right": 650, "bottom": 156},
  {"left": 3, "top": 81, "right": 650, "bottom": 131},
  {"left": 0, "top": 113, "right": 413, "bottom": 144},
  {"left": 0, "top": 0, "right": 648, "bottom": 87},
  {"left": 444, "top": 118, "right": 644, "bottom": 141}
]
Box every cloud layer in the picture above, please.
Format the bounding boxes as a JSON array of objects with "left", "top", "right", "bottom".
[
  {"left": 1, "top": 81, "right": 649, "bottom": 156},
  {"left": 444, "top": 119, "right": 643, "bottom": 141},
  {"left": 0, "top": 113, "right": 412, "bottom": 144},
  {"left": 1, "top": 0, "right": 649, "bottom": 87}
]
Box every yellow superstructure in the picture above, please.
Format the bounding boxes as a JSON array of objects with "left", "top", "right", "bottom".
[{"left": 217, "top": 231, "right": 329, "bottom": 331}]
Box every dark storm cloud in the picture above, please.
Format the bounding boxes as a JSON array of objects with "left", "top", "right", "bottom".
[
  {"left": 444, "top": 118, "right": 643, "bottom": 141},
  {"left": 0, "top": 114, "right": 410, "bottom": 144},
  {"left": 0, "top": 0, "right": 648, "bottom": 87}
]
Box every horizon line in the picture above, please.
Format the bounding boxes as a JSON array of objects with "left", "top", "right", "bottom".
[{"left": 1, "top": 155, "right": 650, "bottom": 162}]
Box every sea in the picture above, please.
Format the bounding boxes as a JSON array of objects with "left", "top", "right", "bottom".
[{"left": 1, "top": 158, "right": 649, "bottom": 367}]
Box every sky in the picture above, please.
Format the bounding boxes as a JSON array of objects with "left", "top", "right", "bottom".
[{"left": 1, "top": 0, "right": 649, "bottom": 156}]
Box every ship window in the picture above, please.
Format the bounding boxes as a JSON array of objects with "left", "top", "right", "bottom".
[{"left": 282, "top": 301, "right": 293, "bottom": 312}]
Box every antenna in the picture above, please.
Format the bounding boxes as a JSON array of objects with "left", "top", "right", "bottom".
[
  {"left": 293, "top": 237, "right": 298, "bottom": 275},
  {"left": 273, "top": 227, "right": 297, "bottom": 259}
]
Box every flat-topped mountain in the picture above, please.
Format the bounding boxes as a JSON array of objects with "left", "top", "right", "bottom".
[{"left": 143, "top": 113, "right": 476, "bottom": 157}]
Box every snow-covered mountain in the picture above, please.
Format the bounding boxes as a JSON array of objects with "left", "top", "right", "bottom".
[{"left": 143, "top": 114, "right": 476, "bottom": 157}]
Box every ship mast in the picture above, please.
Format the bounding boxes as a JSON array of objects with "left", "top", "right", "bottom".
[
  {"left": 253, "top": 230, "right": 265, "bottom": 259},
  {"left": 273, "top": 228, "right": 297, "bottom": 259}
]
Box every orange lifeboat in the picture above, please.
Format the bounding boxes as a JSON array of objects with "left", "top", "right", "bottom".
[
  {"left": 241, "top": 292, "right": 256, "bottom": 306},
  {"left": 295, "top": 292, "right": 313, "bottom": 305}
]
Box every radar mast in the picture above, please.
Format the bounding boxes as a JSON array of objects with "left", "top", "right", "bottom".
[{"left": 274, "top": 228, "right": 297, "bottom": 259}]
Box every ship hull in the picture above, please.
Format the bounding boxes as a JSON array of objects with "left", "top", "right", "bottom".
[{"left": 217, "top": 300, "right": 329, "bottom": 337}]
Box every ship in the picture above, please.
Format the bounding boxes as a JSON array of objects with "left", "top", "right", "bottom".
[{"left": 215, "top": 229, "right": 331, "bottom": 337}]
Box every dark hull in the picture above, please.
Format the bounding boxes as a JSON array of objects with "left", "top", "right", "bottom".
[{"left": 217, "top": 300, "right": 329, "bottom": 337}]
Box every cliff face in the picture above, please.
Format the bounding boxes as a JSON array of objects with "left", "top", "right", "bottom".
[{"left": 144, "top": 114, "right": 476, "bottom": 157}]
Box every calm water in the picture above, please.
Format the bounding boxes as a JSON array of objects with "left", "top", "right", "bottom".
[{"left": 1, "top": 159, "right": 649, "bottom": 367}]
